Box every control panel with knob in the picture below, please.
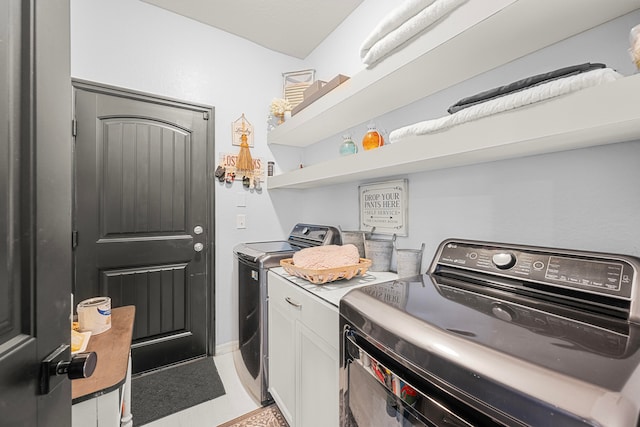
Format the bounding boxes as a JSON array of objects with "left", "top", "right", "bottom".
[
  {"left": 492, "top": 252, "right": 516, "bottom": 270},
  {"left": 432, "top": 239, "right": 637, "bottom": 301}
]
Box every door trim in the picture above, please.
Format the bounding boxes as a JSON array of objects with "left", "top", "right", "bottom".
[
  {"left": 72, "top": 79, "right": 214, "bottom": 116},
  {"left": 70, "top": 79, "right": 217, "bottom": 356}
]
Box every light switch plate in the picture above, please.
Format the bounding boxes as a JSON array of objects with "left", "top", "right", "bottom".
[{"left": 236, "top": 214, "right": 246, "bottom": 229}]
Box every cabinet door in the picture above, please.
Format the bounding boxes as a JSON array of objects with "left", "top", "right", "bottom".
[
  {"left": 297, "top": 322, "right": 340, "bottom": 427},
  {"left": 267, "top": 273, "right": 298, "bottom": 424}
]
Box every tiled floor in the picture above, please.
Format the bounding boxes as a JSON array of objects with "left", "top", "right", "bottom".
[{"left": 143, "top": 351, "right": 259, "bottom": 427}]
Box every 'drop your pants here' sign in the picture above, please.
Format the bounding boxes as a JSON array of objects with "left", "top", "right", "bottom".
[{"left": 359, "top": 179, "right": 407, "bottom": 236}]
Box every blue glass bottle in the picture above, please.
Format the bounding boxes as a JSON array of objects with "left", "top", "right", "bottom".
[{"left": 339, "top": 134, "right": 358, "bottom": 156}]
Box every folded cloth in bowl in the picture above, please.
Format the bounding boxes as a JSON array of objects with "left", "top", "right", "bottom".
[
  {"left": 292, "top": 244, "right": 360, "bottom": 270},
  {"left": 447, "top": 63, "right": 607, "bottom": 113},
  {"left": 389, "top": 67, "right": 622, "bottom": 143},
  {"left": 362, "top": 0, "right": 468, "bottom": 67}
]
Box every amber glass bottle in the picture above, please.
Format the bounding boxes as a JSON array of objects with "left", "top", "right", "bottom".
[{"left": 362, "top": 122, "right": 384, "bottom": 151}]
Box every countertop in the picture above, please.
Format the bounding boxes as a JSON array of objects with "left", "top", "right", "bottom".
[
  {"left": 270, "top": 267, "right": 397, "bottom": 307},
  {"left": 72, "top": 305, "right": 135, "bottom": 403}
]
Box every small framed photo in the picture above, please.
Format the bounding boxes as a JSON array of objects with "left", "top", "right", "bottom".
[
  {"left": 282, "top": 69, "right": 315, "bottom": 109},
  {"left": 232, "top": 114, "right": 254, "bottom": 147},
  {"left": 359, "top": 179, "right": 408, "bottom": 236}
]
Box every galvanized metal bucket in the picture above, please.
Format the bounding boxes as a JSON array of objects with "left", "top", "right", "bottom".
[
  {"left": 364, "top": 233, "right": 396, "bottom": 272},
  {"left": 395, "top": 242, "right": 425, "bottom": 278},
  {"left": 339, "top": 226, "right": 375, "bottom": 258}
]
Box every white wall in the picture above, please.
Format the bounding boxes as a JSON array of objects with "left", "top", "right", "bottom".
[
  {"left": 70, "top": 0, "right": 305, "bottom": 349},
  {"left": 304, "top": 0, "right": 390, "bottom": 81},
  {"left": 297, "top": 6, "right": 640, "bottom": 265},
  {"left": 297, "top": 141, "right": 640, "bottom": 255},
  {"left": 71, "top": 0, "right": 640, "bottom": 351}
]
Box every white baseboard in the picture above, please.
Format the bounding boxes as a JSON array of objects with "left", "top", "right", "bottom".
[{"left": 215, "top": 340, "right": 238, "bottom": 356}]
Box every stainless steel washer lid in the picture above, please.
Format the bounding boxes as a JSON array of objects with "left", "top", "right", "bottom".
[
  {"left": 234, "top": 241, "right": 297, "bottom": 257},
  {"left": 340, "top": 276, "right": 640, "bottom": 426},
  {"left": 234, "top": 224, "right": 341, "bottom": 269},
  {"left": 233, "top": 241, "right": 297, "bottom": 267}
]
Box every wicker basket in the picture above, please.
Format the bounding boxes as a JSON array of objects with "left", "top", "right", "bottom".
[{"left": 279, "top": 258, "right": 372, "bottom": 285}]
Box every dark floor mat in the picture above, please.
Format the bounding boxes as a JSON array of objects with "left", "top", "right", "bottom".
[{"left": 132, "top": 357, "right": 226, "bottom": 426}]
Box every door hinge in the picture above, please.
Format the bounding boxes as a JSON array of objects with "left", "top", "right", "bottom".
[
  {"left": 72, "top": 119, "right": 77, "bottom": 137},
  {"left": 203, "top": 111, "right": 209, "bottom": 120},
  {"left": 72, "top": 230, "right": 78, "bottom": 249}
]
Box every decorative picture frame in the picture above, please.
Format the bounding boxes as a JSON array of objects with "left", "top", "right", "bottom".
[
  {"left": 232, "top": 114, "right": 254, "bottom": 147},
  {"left": 359, "top": 179, "right": 408, "bottom": 236},
  {"left": 282, "top": 69, "right": 315, "bottom": 109}
]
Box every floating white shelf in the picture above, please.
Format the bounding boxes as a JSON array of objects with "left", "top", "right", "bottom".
[
  {"left": 267, "top": 0, "right": 639, "bottom": 148},
  {"left": 267, "top": 74, "right": 640, "bottom": 189}
]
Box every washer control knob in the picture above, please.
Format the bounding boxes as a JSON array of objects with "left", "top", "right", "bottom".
[{"left": 492, "top": 252, "right": 516, "bottom": 270}]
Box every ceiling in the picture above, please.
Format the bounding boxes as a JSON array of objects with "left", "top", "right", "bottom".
[{"left": 140, "top": 0, "right": 364, "bottom": 59}]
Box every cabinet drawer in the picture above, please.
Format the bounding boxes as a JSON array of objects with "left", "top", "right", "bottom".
[
  {"left": 268, "top": 273, "right": 339, "bottom": 350},
  {"left": 269, "top": 272, "right": 298, "bottom": 310}
]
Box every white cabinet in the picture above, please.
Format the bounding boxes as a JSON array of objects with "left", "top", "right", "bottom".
[
  {"left": 297, "top": 322, "right": 340, "bottom": 427},
  {"left": 268, "top": 279, "right": 297, "bottom": 423},
  {"left": 268, "top": 272, "right": 340, "bottom": 427}
]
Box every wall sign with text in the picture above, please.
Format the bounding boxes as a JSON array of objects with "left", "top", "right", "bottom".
[
  {"left": 359, "top": 179, "right": 408, "bottom": 236},
  {"left": 219, "top": 152, "right": 265, "bottom": 182}
]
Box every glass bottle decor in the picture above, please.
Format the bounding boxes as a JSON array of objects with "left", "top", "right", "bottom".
[
  {"left": 362, "top": 122, "right": 384, "bottom": 151},
  {"left": 339, "top": 134, "right": 358, "bottom": 156}
]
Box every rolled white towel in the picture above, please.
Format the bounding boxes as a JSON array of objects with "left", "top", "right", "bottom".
[
  {"left": 362, "top": 0, "right": 468, "bottom": 67},
  {"left": 360, "top": 0, "right": 436, "bottom": 59},
  {"left": 389, "top": 68, "right": 623, "bottom": 142}
]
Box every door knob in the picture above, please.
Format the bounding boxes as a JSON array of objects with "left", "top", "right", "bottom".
[
  {"left": 194, "top": 242, "right": 204, "bottom": 252},
  {"left": 53, "top": 351, "right": 98, "bottom": 379},
  {"left": 40, "top": 345, "right": 98, "bottom": 394}
]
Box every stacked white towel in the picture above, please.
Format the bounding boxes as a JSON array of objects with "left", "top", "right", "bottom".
[
  {"left": 388, "top": 68, "right": 622, "bottom": 143},
  {"left": 360, "top": 0, "right": 468, "bottom": 67},
  {"left": 360, "top": 0, "right": 436, "bottom": 58}
]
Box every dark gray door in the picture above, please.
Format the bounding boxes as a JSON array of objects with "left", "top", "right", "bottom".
[
  {"left": 0, "top": 0, "right": 73, "bottom": 425},
  {"left": 73, "top": 83, "right": 214, "bottom": 374}
]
